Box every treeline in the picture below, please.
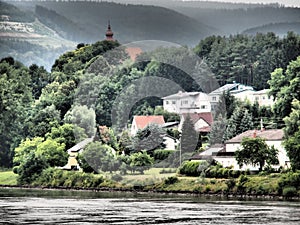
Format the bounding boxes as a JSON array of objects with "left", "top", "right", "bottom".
[{"left": 194, "top": 32, "right": 300, "bottom": 89}]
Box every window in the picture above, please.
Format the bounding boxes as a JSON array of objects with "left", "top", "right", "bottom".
[
  {"left": 181, "top": 100, "right": 188, "bottom": 105},
  {"left": 255, "top": 96, "right": 259, "bottom": 101},
  {"left": 166, "top": 101, "right": 169, "bottom": 105},
  {"left": 172, "top": 101, "right": 176, "bottom": 104},
  {"left": 201, "top": 105, "right": 207, "bottom": 109},
  {"left": 212, "top": 96, "right": 217, "bottom": 101},
  {"left": 262, "top": 96, "right": 265, "bottom": 100}
]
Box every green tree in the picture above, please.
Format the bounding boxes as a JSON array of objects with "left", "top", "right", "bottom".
[
  {"left": 180, "top": 114, "right": 200, "bottom": 153},
  {"left": 269, "top": 56, "right": 300, "bottom": 119},
  {"left": 283, "top": 99, "right": 300, "bottom": 137},
  {"left": 79, "top": 142, "right": 118, "bottom": 173},
  {"left": 46, "top": 123, "right": 87, "bottom": 150},
  {"left": 235, "top": 137, "right": 279, "bottom": 172},
  {"left": 64, "top": 105, "right": 96, "bottom": 137},
  {"left": 129, "top": 151, "right": 154, "bottom": 174},
  {"left": 284, "top": 130, "right": 300, "bottom": 171},
  {"left": 132, "top": 124, "right": 166, "bottom": 152},
  {"left": 0, "top": 58, "right": 33, "bottom": 167},
  {"left": 17, "top": 152, "right": 49, "bottom": 185}
]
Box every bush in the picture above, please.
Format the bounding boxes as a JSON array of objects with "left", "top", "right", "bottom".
[
  {"left": 111, "top": 174, "right": 123, "bottom": 182},
  {"left": 164, "top": 176, "right": 179, "bottom": 185},
  {"left": 178, "top": 161, "right": 201, "bottom": 176},
  {"left": 282, "top": 186, "right": 297, "bottom": 197},
  {"left": 153, "top": 150, "right": 175, "bottom": 161},
  {"left": 278, "top": 172, "right": 300, "bottom": 194}
]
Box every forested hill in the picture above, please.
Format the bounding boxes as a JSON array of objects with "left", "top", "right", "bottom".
[
  {"left": 243, "top": 22, "right": 300, "bottom": 37},
  {"left": 10, "top": 0, "right": 217, "bottom": 45}
]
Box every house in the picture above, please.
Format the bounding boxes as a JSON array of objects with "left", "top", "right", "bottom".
[
  {"left": 162, "top": 91, "right": 211, "bottom": 114},
  {"left": 178, "top": 112, "right": 213, "bottom": 133},
  {"left": 131, "top": 115, "right": 165, "bottom": 136},
  {"left": 190, "top": 144, "right": 224, "bottom": 161},
  {"left": 209, "top": 83, "right": 254, "bottom": 110},
  {"left": 60, "top": 137, "right": 94, "bottom": 170},
  {"left": 213, "top": 129, "right": 290, "bottom": 171},
  {"left": 163, "top": 135, "right": 180, "bottom": 150},
  {"left": 252, "top": 89, "right": 274, "bottom": 107}
]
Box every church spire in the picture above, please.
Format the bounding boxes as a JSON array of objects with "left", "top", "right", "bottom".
[{"left": 105, "top": 20, "right": 114, "bottom": 41}]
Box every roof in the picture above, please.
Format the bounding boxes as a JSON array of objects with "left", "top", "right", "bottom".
[
  {"left": 200, "top": 144, "right": 224, "bottom": 156},
  {"left": 181, "top": 112, "right": 213, "bottom": 126},
  {"left": 67, "top": 137, "right": 94, "bottom": 153},
  {"left": 126, "top": 47, "right": 142, "bottom": 61},
  {"left": 252, "top": 89, "right": 270, "bottom": 95},
  {"left": 162, "top": 121, "right": 179, "bottom": 128},
  {"left": 162, "top": 91, "right": 201, "bottom": 100},
  {"left": 209, "top": 83, "right": 239, "bottom": 95},
  {"left": 226, "top": 129, "right": 284, "bottom": 143},
  {"left": 209, "top": 83, "right": 253, "bottom": 95},
  {"left": 133, "top": 115, "right": 165, "bottom": 130}
]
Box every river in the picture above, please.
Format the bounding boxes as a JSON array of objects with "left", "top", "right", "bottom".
[{"left": 0, "top": 188, "right": 299, "bottom": 224}]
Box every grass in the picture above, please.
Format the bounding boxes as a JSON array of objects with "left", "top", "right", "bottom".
[{"left": 0, "top": 171, "right": 18, "bottom": 185}]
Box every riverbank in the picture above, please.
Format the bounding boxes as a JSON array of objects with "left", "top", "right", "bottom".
[{"left": 1, "top": 169, "right": 299, "bottom": 200}]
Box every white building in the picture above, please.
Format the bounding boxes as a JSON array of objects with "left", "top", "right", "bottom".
[
  {"left": 162, "top": 91, "right": 211, "bottom": 114},
  {"left": 213, "top": 129, "right": 290, "bottom": 171},
  {"left": 209, "top": 83, "right": 254, "bottom": 110},
  {"left": 252, "top": 89, "right": 274, "bottom": 107}
]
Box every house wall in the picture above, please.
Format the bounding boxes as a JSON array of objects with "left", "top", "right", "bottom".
[
  {"left": 163, "top": 137, "right": 179, "bottom": 150},
  {"left": 130, "top": 119, "right": 138, "bottom": 136},
  {"left": 194, "top": 119, "right": 209, "bottom": 131},
  {"left": 163, "top": 92, "right": 211, "bottom": 114},
  {"left": 218, "top": 140, "right": 290, "bottom": 170},
  {"left": 253, "top": 92, "right": 274, "bottom": 107},
  {"left": 213, "top": 156, "right": 259, "bottom": 170}
]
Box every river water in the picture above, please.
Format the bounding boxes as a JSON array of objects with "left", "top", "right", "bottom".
[{"left": 0, "top": 188, "right": 300, "bottom": 225}]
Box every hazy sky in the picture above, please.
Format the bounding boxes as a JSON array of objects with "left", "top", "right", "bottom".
[{"left": 192, "top": 0, "right": 300, "bottom": 7}]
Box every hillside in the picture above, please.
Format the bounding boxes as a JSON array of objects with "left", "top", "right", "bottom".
[
  {"left": 10, "top": 0, "right": 218, "bottom": 45},
  {"left": 243, "top": 22, "right": 300, "bottom": 36}
]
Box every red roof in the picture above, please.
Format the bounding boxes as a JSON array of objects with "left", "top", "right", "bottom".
[
  {"left": 126, "top": 47, "right": 142, "bottom": 61},
  {"left": 133, "top": 115, "right": 165, "bottom": 130},
  {"left": 182, "top": 112, "right": 213, "bottom": 126}
]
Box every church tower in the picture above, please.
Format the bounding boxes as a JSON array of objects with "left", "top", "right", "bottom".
[{"left": 105, "top": 21, "right": 114, "bottom": 41}]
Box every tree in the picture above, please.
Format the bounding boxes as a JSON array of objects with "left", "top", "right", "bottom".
[
  {"left": 209, "top": 114, "right": 227, "bottom": 145},
  {"left": 283, "top": 99, "right": 300, "bottom": 137},
  {"left": 225, "top": 106, "right": 254, "bottom": 140},
  {"left": 129, "top": 151, "right": 154, "bottom": 174},
  {"left": 79, "top": 142, "right": 119, "bottom": 173},
  {"left": 132, "top": 124, "right": 166, "bottom": 152},
  {"left": 284, "top": 130, "right": 300, "bottom": 171},
  {"left": 46, "top": 123, "right": 87, "bottom": 150},
  {"left": 269, "top": 56, "right": 300, "bottom": 119},
  {"left": 180, "top": 114, "right": 200, "bottom": 153},
  {"left": 235, "top": 137, "right": 279, "bottom": 172},
  {"left": 64, "top": 105, "right": 96, "bottom": 137}
]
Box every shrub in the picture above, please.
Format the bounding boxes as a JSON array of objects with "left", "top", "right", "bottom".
[
  {"left": 153, "top": 150, "right": 175, "bottom": 161},
  {"left": 278, "top": 172, "right": 300, "bottom": 194},
  {"left": 111, "top": 174, "right": 123, "bottom": 182},
  {"left": 164, "top": 176, "right": 179, "bottom": 185},
  {"left": 178, "top": 161, "right": 201, "bottom": 176},
  {"left": 282, "top": 186, "right": 297, "bottom": 197}
]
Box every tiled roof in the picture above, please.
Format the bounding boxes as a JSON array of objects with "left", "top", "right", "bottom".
[
  {"left": 226, "top": 129, "right": 284, "bottom": 143},
  {"left": 133, "top": 115, "right": 165, "bottom": 130},
  {"left": 181, "top": 112, "right": 213, "bottom": 126}
]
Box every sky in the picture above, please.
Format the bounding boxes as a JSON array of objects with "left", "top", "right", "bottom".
[{"left": 186, "top": 0, "right": 300, "bottom": 7}]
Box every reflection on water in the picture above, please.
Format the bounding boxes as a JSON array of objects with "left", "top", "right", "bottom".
[{"left": 0, "top": 188, "right": 300, "bottom": 224}]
